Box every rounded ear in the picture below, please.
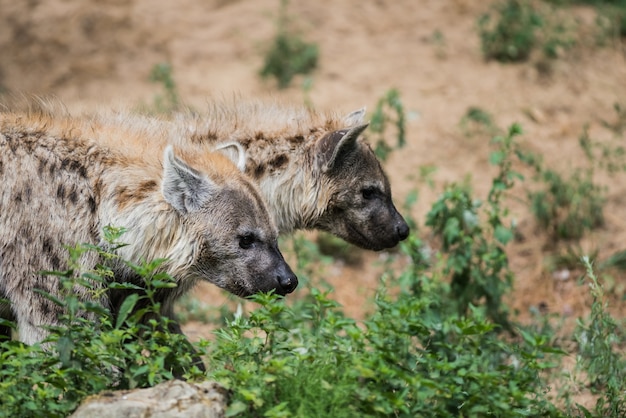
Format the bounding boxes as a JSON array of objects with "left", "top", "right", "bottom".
[
  {"left": 343, "top": 107, "right": 367, "bottom": 126},
  {"left": 162, "top": 145, "right": 216, "bottom": 214},
  {"left": 214, "top": 141, "right": 247, "bottom": 172},
  {"left": 318, "top": 123, "right": 369, "bottom": 173}
]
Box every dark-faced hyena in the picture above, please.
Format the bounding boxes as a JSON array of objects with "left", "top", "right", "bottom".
[
  {"left": 172, "top": 99, "right": 410, "bottom": 251},
  {"left": 0, "top": 104, "right": 297, "bottom": 348}
]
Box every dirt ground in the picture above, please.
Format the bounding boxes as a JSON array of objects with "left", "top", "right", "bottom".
[{"left": 2, "top": 0, "right": 626, "bottom": 400}]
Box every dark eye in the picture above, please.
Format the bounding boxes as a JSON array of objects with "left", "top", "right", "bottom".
[
  {"left": 239, "top": 233, "right": 256, "bottom": 249},
  {"left": 361, "top": 187, "right": 378, "bottom": 200}
]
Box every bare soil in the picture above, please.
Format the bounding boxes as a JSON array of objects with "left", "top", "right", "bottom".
[{"left": 2, "top": 0, "right": 626, "bottom": 408}]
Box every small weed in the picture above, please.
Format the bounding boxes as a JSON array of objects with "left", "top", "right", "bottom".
[
  {"left": 369, "top": 88, "right": 406, "bottom": 162},
  {"left": 520, "top": 128, "right": 608, "bottom": 241},
  {"left": 574, "top": 257, "right": 626, "bottom": 417},
  {"left": 148, "top": 62, "right": 180, "bottom": 114},
  {"left": 528, "top": 167, "right": 605, "bottom": 240},
  {"left": 260, "top": 0, "right": 318, "bottom": 89},
  {"left": 459, "top": 106, "right": 500, "bottom": 137}
]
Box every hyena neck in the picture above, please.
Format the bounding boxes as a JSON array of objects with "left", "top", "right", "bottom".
[
  {"left": 245, "top": 140, "right": 326, "bottom": 234},
  {"left": 100, "top": 175, "right": 195, "bottom": 277}
]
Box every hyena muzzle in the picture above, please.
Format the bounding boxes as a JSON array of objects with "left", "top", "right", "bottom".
[{"left": 0, "top": 107, "right": 297, "bottom": 364}]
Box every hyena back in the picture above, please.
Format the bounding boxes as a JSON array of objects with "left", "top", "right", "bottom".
[
  {"left": 173, "top": 99, "right": 410, "bottom": 251},
  {"left": 0, "top": 105, "right": 296, "bottom": 347}
]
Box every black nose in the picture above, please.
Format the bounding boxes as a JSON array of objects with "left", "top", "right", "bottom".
[
  {"left": 396, "top": 220, "right": 410, "bottom": 241},
  {"left": 278, "top": 272, "right": 298, "bottom": 294}
]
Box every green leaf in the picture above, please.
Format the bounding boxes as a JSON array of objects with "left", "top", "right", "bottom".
[
  {"left": 494, "top": 224, "right": 513, "bottom": 245},
  {"left": 116, "top": 294, "right": 139, "bottom": 329}
]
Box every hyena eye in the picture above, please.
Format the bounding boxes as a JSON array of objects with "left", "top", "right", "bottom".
[
  {"left": 361, "top": 187, "right": 378, "bottom": 200},
  {"left": 239, "top": 233, "right": 256, "bottom": 249}
]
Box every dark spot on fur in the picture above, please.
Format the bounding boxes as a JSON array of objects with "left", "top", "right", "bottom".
[
  {"left": 289, "top": 135, "right": 305, "bottom": 143},
  {"left": 255, "top": 132, "right": 265, "bottom": 140},
  {"left": 14, "top": 191, "right": 22, "bottom": 203},
  {"left": 49, "top": 162, "right": 56, "bottom": 176},
  {"left": 19, "top": 225, "right": 31, "bottom": 241},
  {"left": 24, "top": 186, "right": 32, "bottom": 202},
  {"left": 60, "top": 158, "right": 70, "bottom": 170},
  {"left": 49, "top": 253, "right": 61, "bottom": 271},
  {"left": 43, "top": 237, "right": 54, "bottom": 255},
  {"left": 253, "top": 162, "right": 266, "bottom": 179},
  {"left": 38, "top": 297, "right": 52, "bottom": 318},
  {"left": 88, "top": 196, "right": 97, "bottom": 214},
  {"left": 138, "top": 180, "right": 157, "bottom": 194},
  {"left": 190, "top": 131, "right": 217, "bottom": 144},
  {"left": 68, "top": 189, "right": 78, "bottom": 204},
  {"left": 56, "top": 184, "right": 65, "bottom": 201},
  {"left": 268, "top": 154, "right": 288, "bottom": 170},
  {"left": 37, "top": 159, "right": 46, "bottom": 175}
]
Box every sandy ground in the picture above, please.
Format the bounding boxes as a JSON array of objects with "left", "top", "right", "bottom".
[{"left": 2, "top": 0, "right": 626, "bottom": 404}]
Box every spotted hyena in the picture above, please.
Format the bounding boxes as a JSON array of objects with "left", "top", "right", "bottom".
[
  {"left": 0, "top": 104, "right": 297, "bottom": 349},
  {"left": 172, "top": 99, "right": 410, "bottom": 251}
]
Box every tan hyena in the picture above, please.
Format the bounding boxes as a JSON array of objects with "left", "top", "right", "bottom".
[
  {"left": 0, "top": 103, "right": 297, "bottom": 349},
  {"left": 172, "top": 99, "right": 410, "bottom": 251}
]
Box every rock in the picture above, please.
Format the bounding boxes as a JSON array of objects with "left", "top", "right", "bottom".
[{"left": 70, "top": 380, "right": 228, "bottom": 418}]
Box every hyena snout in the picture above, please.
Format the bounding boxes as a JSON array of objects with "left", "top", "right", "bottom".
[
  {"left": 395, "top": 214, "right": 410, "bottom": 241},
  {"left": 275, "top": 261, "right": 298, "bottom": 295}
]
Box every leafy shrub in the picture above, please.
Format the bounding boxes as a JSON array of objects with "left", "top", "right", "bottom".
[
  {"left": 426, "top": 124, "right": 523, "bottom": 327},
  {"left": 520, "top": 126, "right": 610, "bottom": 241},
  {"left": 478, "top": 0, "right": 542, "bottom": 62},
  {"left": 208, "top": 269, "right": 565, "bottom": 417},
  {"left": 260, "top": 0, "right": 318, "bottom": 89},
  {"left": 0, "top": 229, "right": 206, "bottom": 417},
  {"left": 478, "top": 0, "right": 576, "bottom": 62}
]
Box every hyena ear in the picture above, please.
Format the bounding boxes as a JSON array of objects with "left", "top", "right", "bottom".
[
  {"left": 214, "top": 141, "right": 247, "bottom": 172},
  {"left": 343, "top": 107, "right": 366, "bottom": 126},
  {"left": 162, "top": 145, "right": 216, "bottom": 214},
  {"left": 318, "top": 123, "right": 369, "bottom": 173}
]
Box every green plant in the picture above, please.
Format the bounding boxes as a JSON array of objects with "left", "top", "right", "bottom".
[
  {"left": 573, "top": 257, "right": 626, "bottom": 417},
  {"left": 369, "top": 88, "right": 406, "bottom": 162},
  {"left": 0, "top": 229, "right": 206, "bottom": 417},
  {"left": 578, "top": 117, "right": 626, "bottom": 174},
  {"left": 425, "top": 124, "right": 523, "bottom": 328},
  {"left": 459, "top": 106, "right": 500, "bottom": 138},
  {"left": 148, "top": 62, "right": 180, "bottom": 114},
  {"left": 479, "top": 0, "right": 577, "bottom": 62},
  {"left": 529, "top": 167, "right": 605, "bottom": 240},
  {"left": 207, "top": 247, "right": 566, "bottom": 417},
  {"left": 260, "top": 0, "right": 318, "bottom": 89},
  {"left": 520, "top": 127, "right": 608, "bottom": 241},
  {"left": 478, "top": 0, "right": 542, "bottom": 62}
]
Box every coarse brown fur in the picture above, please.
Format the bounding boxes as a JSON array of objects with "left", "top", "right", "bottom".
[
  {"left": 171, "top": 98, "right": 409, "bottom": 251},
  {"left": 0, "top": 100, "right": 297, "bottom": 356}
]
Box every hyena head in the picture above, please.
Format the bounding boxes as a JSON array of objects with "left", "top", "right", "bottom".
[
  {"left": 313, "top": 110, "right": 410, "bottom": 251},
  {"left": 162, "top": 146, "right": 297, "bottom": 297}
]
